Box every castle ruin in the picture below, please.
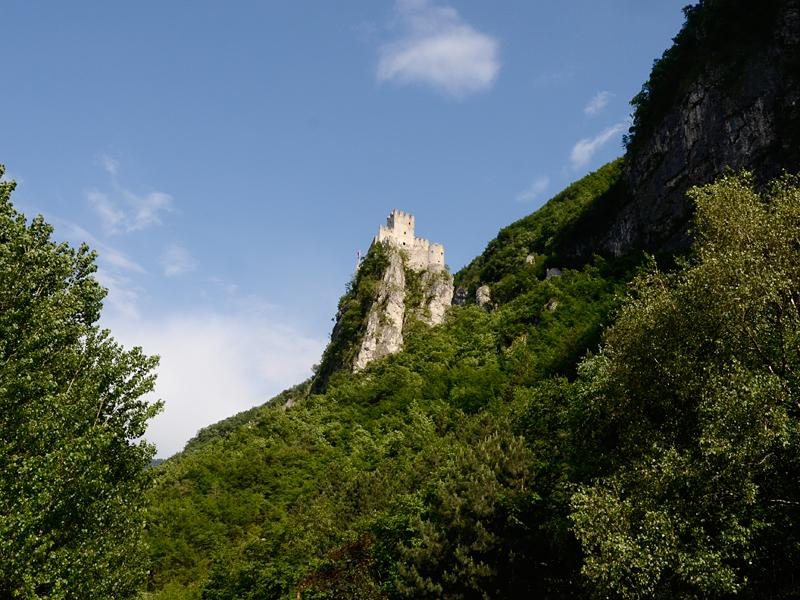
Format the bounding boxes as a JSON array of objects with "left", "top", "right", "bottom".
[{"left": 373, "top": 209, "right": 445, "bottom": 271}]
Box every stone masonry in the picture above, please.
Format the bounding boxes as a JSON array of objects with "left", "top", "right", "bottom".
[{"left": 374, "top": 209, "right": 445, "bottom": 271}]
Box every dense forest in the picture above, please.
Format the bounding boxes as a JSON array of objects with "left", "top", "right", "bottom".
[{"left": 2, "top": 0, "right": 799, "bottom": 598}]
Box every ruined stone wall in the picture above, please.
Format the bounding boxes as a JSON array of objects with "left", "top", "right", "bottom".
[{"left": 373, "top": 209, "right": 446, "bottom": 271}]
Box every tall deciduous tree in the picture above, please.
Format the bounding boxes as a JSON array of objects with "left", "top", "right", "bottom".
[
  {"left": 0, "top": 166, "right": 162, "bottom": 598},
  {"left": 570, "top": 173, "right": 800, "bottom": 598}
]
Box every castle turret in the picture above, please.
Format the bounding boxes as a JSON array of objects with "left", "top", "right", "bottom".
[{"left": 373, "top": 209, "right": 445, "bottom": 271}]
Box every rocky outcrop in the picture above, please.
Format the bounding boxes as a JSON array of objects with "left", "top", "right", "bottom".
[
  {"left": 545, "top": 268, "right": 563, "bottom": 280},
  {"left": 476, "top": 285, "right": 492, "bottom": 310},
  {"left": 350, "top": 210, "right": 454, "bottom": 371},
  {"left": 573, "top": 0, "right": 800, "bottom": 258},
  {"left": 353, "top": 244, "right": 454, "bottom": 371},
  {"left": 416, "top": 270, "right": 454, "bottom": 326},
  {"left": 452, "top": 286, "right": 469, "bottom": 306},
  {"left": 312, "top": 211, "right": 453, "bottom": 390},
  {"left": 353, "top": 249, "right": 407, "bottom": 371}
]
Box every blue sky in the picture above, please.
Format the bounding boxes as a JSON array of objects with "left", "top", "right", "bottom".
[{"left": 2, "top": 1, "right": 688, "bottom": 456}]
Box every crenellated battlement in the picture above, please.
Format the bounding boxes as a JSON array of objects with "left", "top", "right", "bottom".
[{"left": 372, "top": 209, "right": 445, "bottom": 271}]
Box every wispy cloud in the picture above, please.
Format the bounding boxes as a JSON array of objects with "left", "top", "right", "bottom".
[
  {"left": 50, "top": 218, "right": 147, "bottom": 320},
  {"left": 98, "top": 154, "right": 120, "bottom": 177},
  {"left": 377, "top": 0, "right": 500, "bottom": 98},
  {"left": 55, "top": 219, "right": 146, "bottom": 274},
  {"left": 87, "top": 157, "right": 174, "bottom": 234},
  {"left": 95, "top": 269, "right": 144, "bottom": 321},
  {"left": 584, "top": 91, "right": 613, "bottom": 116},
  {"left": 160, "top": 243, "right": 197, "bottom": 277},
  {"left": 516, "top": 176, "right": 550, "bottom": 203},
  {"left": 569, "top": 122, "right": 627, "bottom": 170}
]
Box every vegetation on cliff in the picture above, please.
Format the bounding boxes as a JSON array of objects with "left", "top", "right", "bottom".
[
  {"left": 6, "top": 2, "right": 800, "bottom": 598},
  {"left": 311, "top": 243, "right": 390, "bottom": 393}
]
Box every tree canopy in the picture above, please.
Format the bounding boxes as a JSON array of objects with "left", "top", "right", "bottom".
[
  {"left": 0, "top": 166, "right": 162, "bottom": 599},
  {"left": 571, "top": 172, "right": 800, "bottom": 597}
]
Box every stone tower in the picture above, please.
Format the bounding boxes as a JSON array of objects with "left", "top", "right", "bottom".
[
  {"left": 373, "top": 209, "right": 445, "bottom": 271},
  {"left": 352, "top": 210, "right": 453, "bottom": 371}
]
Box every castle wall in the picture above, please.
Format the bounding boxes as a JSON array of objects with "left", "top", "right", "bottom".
[{"left": 373, "top": 209, "right": 445, "bottom": 271}]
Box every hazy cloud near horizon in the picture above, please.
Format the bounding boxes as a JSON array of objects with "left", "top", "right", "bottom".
[{"left": 108, "top": 309, "right": 324, "bottom": 458}]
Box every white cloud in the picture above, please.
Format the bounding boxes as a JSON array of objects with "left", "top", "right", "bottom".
[
  {"left": 98, "top": 154, "right": 120, "bottom": 177},
  {"left": 569, "top": 122, "right": 627, "bottom": 170},
  {"left": 377, "top": 0, "right": 500, "bottom": 98},
  {"left": 95, "top": 269, "right": 144, "bottom": 321},
  {"left": 516, "top": 176, "right": 550, "bottom": 203},
  {"left": 90, "top": 188, "right": 173, "bottom": 234},
  {"left": 87, "top": 159, "right": 174, "bottom": 234},
  {"left": 160, "top": 243, "right": 197, "bottom": 277},
  {"left": 584, "top": 90, "right": 613, "bottom": 116},
  {"left": 55, "top": 219, "right": 146, "bottom": 274},
  {"left": 107, "top": 311, "right": 325, "bottom": 458},
  {"left": 123, "top": 189, "right": 173, "bottom": 232},
  {"left": 48, "top": 218, "right": 147, "bottom": 320},
  {"left": 88, "top": 190, "right": 127, "bottom": 233}
]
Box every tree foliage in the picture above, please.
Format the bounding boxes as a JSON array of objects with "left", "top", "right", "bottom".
[
  {"left": 0, "top": 166, "right": 162, "bottom": 599},
  {"left": 570, "top": 173, "right": 800, "bottom": 597}
]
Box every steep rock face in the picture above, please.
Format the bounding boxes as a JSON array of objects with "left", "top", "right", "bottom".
[
  {"left": 416, "top": 269, "right": 455, "bottom": 326},
  {"left": 580, "top": 0, "right": 800, "bottom": 257},
  {"left": 354, "top": 245, "right": 454, "bottom": 371},
  {"left": 313, "top": 210, "right": 454, "bottom": 391},
  {"left": 353, "top": 249, "right": 407, "bottom": 371}
]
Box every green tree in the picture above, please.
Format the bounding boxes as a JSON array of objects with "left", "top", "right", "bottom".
[
  {"left": 0, "top": 166, "right": 162, "bottom": 599},
  {"left": 570, "top": 173, "right": 800, "bottom": 598}
]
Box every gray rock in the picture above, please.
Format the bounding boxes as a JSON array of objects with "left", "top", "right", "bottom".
[
  {"left": 354, "top": 245, "right": 454, "bottom": 372},
  {"left": 545, "top": 268, "right": 563, "bottom": 280},
  {"left": 354, "top": 249, "right": 407, "bottom": 371},
  {"left": 416, "top": 269, "right": 454, "bottom": 326},
  {"left": 563, "top": 0, "right": 800, "bottom": 259},
  {"left": 452, "top": 286, "right": 469, "bottom": 306},
  {"left": 476, "top": 285, "right": 492, "bottom": 310}
]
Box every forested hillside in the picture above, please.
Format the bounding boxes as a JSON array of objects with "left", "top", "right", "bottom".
[
  {"left": 146, "top": 165, "right": 640, "bottom": 595},
  {"left": 147, "top": 171, "right": 800, "bottom": 599},
  {"left": 144, "top": 1, "right": 800, "bottom": 598}
]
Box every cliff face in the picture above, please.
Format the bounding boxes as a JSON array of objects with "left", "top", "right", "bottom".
[
  {"left": 350, "top": 243, "right": 454, "bottom": 372},
  {"left": 312, "top": 212, "right": 453, "bottom": 392},
  {"left": 353, "top": 248, "right": 407, "bottom": 371},
  {"left": 581, "top": 0, "right": 800, "bottom": 257}
]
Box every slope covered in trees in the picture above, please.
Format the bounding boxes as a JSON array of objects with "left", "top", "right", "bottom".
[{"left": 146, "top": 172, "right": 800, "bottom": 599}]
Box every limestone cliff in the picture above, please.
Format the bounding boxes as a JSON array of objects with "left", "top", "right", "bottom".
[
  {"left": 568, "top": 0, "right": 800, "bottom": 258},
  {"left": 312, "top": 210, "right": 453, "bottom": 392},
  {"left": 354, "top": 210, "right": 454, "bottom": 370},
  {"left": 352, "top": 248, "right": 406, "bottom": 371}
]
